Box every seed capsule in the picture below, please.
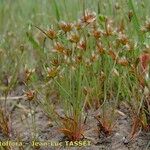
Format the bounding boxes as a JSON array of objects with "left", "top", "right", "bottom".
[
  {"left": 80, "top": 10, "right": 96, "bottom": 24},
  {"left": 25, "top": 90, "right": 36, "bottom": 101},
  {"left": 59, "top": 21, "right": 73, "bottom": 33}
]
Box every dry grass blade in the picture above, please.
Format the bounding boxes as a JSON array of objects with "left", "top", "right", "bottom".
[
  {"left": 0, "top": 96, "right": 25, "bottom": 101},
  {"left": 0, "top": 108, "right": 10, "bottom": 137}
]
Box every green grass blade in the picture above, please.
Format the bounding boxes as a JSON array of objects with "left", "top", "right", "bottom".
[
  {"left": 128, "top": 0, "right": 144, "bottom": 44},
  {"left": 53, "top": 0, "right": 60, "bottom": 21}
]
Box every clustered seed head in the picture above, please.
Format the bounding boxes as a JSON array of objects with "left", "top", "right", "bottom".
[
  {"left": 68, "top": 32, "right": 80, "bottom": 43},
  {"left": 53, "top": 42, "right": 66, "bottom": 54},
  {"left": 80, "top": 10, "right": 96, "bottom": 24},
  {"left": 46, "top": 67, "right": 59, "bottom": 78},
  {"left": 25, "top": 67, "right": 35, "bottom": 80},
  {"left": 117, "top": 33, "right": 129, "bottom": 45},
  {"left": 59, "top": 21, "right": 73, "bottom": 33},
  {"left": 25, "top": 90, "right": 36, "bottom": 101},
  {"left": 92, "top": 29, "right": 102, "bottom": 39},
  {"left": 46, "top": 29, "right": 57, "bottom": 39}
]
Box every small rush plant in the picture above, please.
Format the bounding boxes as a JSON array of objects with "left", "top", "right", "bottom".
[{"left": 31, "top": 9, "right": 150, "bottom": 141}]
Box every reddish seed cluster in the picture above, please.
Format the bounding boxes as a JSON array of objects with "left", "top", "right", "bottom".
[
  {"left": 24, "top": 90, "right": 36, "bottom": 101},
  {"left": 139, "top": 52, "right": 150, "bottom": 74},
  {"left": 80, "top": 10, "right": 96, "bottom": 24},
  {"left": 59, "top": 21, "right": 73, "bottom": 33},
  {"left": 46, "top": 29, "right": 57, "bottom": 39}
]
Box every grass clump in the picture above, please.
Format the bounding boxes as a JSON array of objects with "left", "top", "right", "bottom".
[{"left": 32, "top": 9, "right": 150, "bottom": 140}]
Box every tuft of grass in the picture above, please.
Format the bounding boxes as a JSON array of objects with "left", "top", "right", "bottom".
[{"left": 31, "top": 7, "right": 150, "bottom": 140}]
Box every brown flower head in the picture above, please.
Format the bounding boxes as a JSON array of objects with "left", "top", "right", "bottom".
[
  {"left": 25, "top": 90, "right": 36, "bottom": 101},
  {"left": 117, "top": 33, "right": 129, "bottom": 45},
  {"left": 24, "top": 67, "right": 35, "bottom": 82},
  {"left": 46, "top": 67, "right": 60, "bottom": 79},
  {"left": 80, "top": 10, "right": 96, "bottom": 24},
  {"left": 46, "top": 29, "right": 57, "bottom": 40},
  {"left": 59, "top": 21, "right": 73, "bottom": 33},
  {"left": 75, "top": 55, "right": 83, "bottom": 63},
  {"left": 92, "top": 29, "right": 102, "bottom": 39},
  {"left": 77, "top": 39, "right": 86, "bottom": 50},
  {"left": 19, "top": 65, "right": 35, "bottom": 84},
  {"left": 68, "top": 32, "right": 80, "bottom": 43},
  {"left": 53, "top": 42, "right": 65, "bottom": 53}
]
